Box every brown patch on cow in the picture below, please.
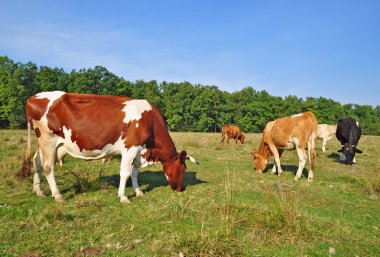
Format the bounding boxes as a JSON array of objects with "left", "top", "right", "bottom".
[
  {"left": 34, "top": 127, "right": 41, "bottom": 138},
  {"left": 26, "top": 96, "right": 49, "bottom": 122},
  {"left": 46, "top": 93, "right": 130, "bottom": 151},
  {"left": 74, "top": 246, "right": 105, "bottom": 257}
]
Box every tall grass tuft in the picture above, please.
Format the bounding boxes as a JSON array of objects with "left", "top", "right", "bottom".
[{"left": 70, "top": 169, "right": 105, "bottom": 194}]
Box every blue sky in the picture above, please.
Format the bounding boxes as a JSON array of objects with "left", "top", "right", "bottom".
[{"left": 0, "top": 0, "right": 379, "bottom": 106}]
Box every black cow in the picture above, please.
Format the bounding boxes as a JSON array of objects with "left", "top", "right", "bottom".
[{"left": 336, "top": 118, "right": 363, "bottom": 165}]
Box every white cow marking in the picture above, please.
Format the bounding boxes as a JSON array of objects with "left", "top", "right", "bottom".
[
  {"left": 291, "top": 113, "right": 303, "bottom": 117},
  {"left": 57, "top": 126, "right": 125, "bottom": 160},
  {"left": 356, "top": 121, "right": 360, "bottom": 127},
  {"left": 122, "top": 100, "right": 152, "bottom": 124},
  {"left": 36, "top": 91, "right": 65, "bottom": 125}
]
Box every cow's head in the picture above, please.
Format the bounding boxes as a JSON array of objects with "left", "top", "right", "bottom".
[
  {"left": 239, "top": 133, "right": 246, "bottom": 144},
  {"left": 251, "top": 151, "right": 268, "bottom": 173},
  {"left": 338, "top": 143, "right": 363, "bottom": 165},
  {"left": 163, "top": 150, "right": 199, "bottom": 191}
]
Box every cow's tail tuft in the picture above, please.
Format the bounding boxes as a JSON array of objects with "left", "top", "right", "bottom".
[{"left": 18, "top": 121, "right": 32, "bottom": 178}]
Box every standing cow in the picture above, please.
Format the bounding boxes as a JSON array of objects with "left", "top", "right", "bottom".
[
  {"left": 220, "top": 124, "right": 246, "bottom": 144},
  {"left": 317, "top": 124, "right": 337, "bottom": 152},
  {"left": 251, "top": 112, "right": 318, "bottom": 181},
  {"left": 20, "top": 91, "right": 199, "bottom": 203},
  {"left": 336, "top": 118, "right": 362, "bottom": 165}
]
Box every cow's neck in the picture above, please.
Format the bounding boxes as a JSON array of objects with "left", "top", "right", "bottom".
[
  {"left": 258, "top": 139, "right": 271, "bottom": 159},
  {"left": 149, "top": 109, "right": 178, "bottom": 163}
]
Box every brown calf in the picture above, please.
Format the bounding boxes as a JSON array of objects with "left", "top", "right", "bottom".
[{"left": 221, "top": 124, "right": 246, "bottom": 144}]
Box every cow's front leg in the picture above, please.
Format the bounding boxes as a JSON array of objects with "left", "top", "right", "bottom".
[
  {"left": 322, "top": 138, "right": 327, "bottom": 152},
  {"left": 118, "top": 147, "right": 139, "bottom": 204},
  {"left": 269, "top": 146, "right": 283, "bottom": 175},
  {"left": 132, "top": 165, "right": 144, "bottom": 197},
  {"left": 271, "top": 163, "right": 277, "bottom": 174}
]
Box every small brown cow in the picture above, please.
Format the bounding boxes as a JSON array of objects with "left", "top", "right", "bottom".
[
  {"left": 221, "top": 124, "right": 246, "bottom": 144},
  {"left": 251, "top": 112, "right": 318, "bottom": 181}
]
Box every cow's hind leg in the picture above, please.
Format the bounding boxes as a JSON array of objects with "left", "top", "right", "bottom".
[
  {"left": 131, "top": 165, "right": 144, "bottom": 197},
  {"left": 32, "top": 148, "right": 44, "bottom": 197},
  {"left": 118, "top": 147, "right": 139, "bottom": 204},
  {"left": 40, "top": 143, "right": 63, "bottom": 202},
  {"left": 295, "top": 146, "right": 307, "bottom": 181}
]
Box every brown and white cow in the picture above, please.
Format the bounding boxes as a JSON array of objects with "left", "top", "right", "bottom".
[
  {"left": 20, "top": 91, "right": 199, "bottom": 203},
  {"left": 220, "top": 124, "right": 246, "bottom": 144},
  {"left": 317, "top": 124, "right": 337, "bottom": 152},
  {"left": 251, "top": 112, "right": 318, "bottom": 181}
]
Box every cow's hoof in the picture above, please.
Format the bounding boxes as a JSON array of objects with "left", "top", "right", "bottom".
[
  {"left": 308, "top": 177, "right": 313, "bottom": 182},
  {"left": 54, "top": 194, "right": 65, "bottom": 203},
  {"left": 36, "top": 191, "right": 45, "bottom": 197},
  {"left": 120, "top": 196, "right": 131, "bottom": 204},
  {"left": 135, "top": 189, "right": 144, "bottom": 197},
  {"left": 294, "top": 176, "right": 301, "bottom": 181},
  {"left": 33, "top": 188, "right": 45, "bottom": 197}
]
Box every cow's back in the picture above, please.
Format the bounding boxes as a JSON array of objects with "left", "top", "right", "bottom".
[
  {"left": 268, "top": 112, "right": 317, "bottom": 147},
  {"left": 222, "top": 125, "right": 241, "bottom": 136}
]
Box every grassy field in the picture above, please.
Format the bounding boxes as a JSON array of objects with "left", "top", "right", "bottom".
[{"left": 0, "top": 130, "right": 379, "bottom": 257}]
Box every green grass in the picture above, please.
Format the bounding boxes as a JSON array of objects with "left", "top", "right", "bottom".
[{"left": 0, "top": 130, "right": 379, "bottom": 256}]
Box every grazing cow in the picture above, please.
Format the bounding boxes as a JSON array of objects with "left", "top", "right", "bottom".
[
  {"left": 317, "top": 124, "right": 337, "bottom": 152},
  {"left": 336, "top": 118, "right": 362, "bottom": 165},
  {"left": 20, "top": 91, "right": 199, "bottom": 203},
  {"left": 220, "top": 124, "right": 246, "bottom": 144},
  {"left": 251, "top": 112, "right": 318, "bottom": 181}
]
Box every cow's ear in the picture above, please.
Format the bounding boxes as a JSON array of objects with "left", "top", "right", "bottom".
[
  {"left": 337, "top": 148, "right": 343, "bottom": 153},
  {"left": 179, "top": 150, "right": 187, "bottom": 163},
  {"left": 355, "top": 148, "right": 363, "bottom": 153}
]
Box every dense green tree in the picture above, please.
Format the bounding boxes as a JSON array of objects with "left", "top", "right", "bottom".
[{"left": 0, "top": 55, "right": 379, "bottom": 134}]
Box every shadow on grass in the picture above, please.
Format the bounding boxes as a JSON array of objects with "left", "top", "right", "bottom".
[
  {"left": 264, "top": 164, "right": 310, "bottom": 179},
  {"left": 327, "top": 152, "right": 348, "bottom": 164},
  {"left": 100, "top": 170, "right": 207, "bottom": 193}
]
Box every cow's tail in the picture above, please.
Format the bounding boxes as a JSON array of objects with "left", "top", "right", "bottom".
[
  {"left": 309, "top": 115, "right": 318, "bottom": 172},
  {"left": 19, "top": 120, "right": 32, "bottom": 178}
]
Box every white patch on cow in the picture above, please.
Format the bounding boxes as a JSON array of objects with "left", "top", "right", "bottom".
[
  {"left": 356, "top": 121, "right": 360, "bottom": 127},
  {"left": 56, "top": 126, "right": 125, "bottom": 160},
  {"left": 133, "top": 145, "right": 158, "bottom": 168},
  {"left": 278, "top": 136, "right": 296, "bottom": 150},
  {"left": 291, "top": 113, "right": 303, "bottom": 117},
  {"left": 36, "top": 91, "right": 66, "bottom": 125},
  {"left": 122, "top": 100, "right": 152, "bottom": 124},
  {"left": 165, "top": 174, "right": 169, "bottom": 181},
  {"left": 136, "top": 123, "right": 139, "bottom": 128}
]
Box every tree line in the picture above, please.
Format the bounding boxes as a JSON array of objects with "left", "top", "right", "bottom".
[{"left": 1, "top": 55, "right": 379, "bottom": 134}]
